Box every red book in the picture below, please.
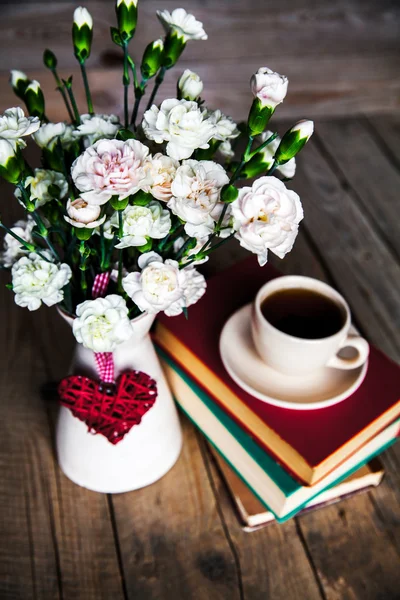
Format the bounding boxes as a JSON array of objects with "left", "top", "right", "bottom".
[{"left": 154, "top": 257, "right": 400, "bottom": 485}]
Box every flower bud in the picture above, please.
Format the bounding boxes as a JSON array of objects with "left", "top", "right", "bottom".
[
  {"left": 162, "top": 32, "right": 186, "bottom": 69},
  {"left": 116, "top": 0, "right": 138, "bottom": 43},
  {"left": 132, "top": 190, "right": 153, "bottom": 206},
  {"left": 140, "top": 39, "right": 164, "bottom": 80},
  {"left": 250, "top": 67, "right": 288, "bottom": 109},
  {"left": 275, "top": 120, "right": 314, "bottom": 164},
  {"left": 75, "top": 227, "right": 94, "bottom": 241},
  {"left": 24, "top": 80, "right": 45, "bottom": 119},
  {"left": 0, "top": 140, "right": 25, "bottom": 184},
  {"left": 241, "top": 152, "right": 273, "bottom": 179},
  {"left": 10, "top": 70, "right": 30, "bottom": 100},
  {"left": 247, "top": 99, "right": 274, "bottom": 137},
  {"left": 110, "top": 195, "right": 130, "bottom": 211},
  {"left": 43, "top": 49, "right": 57, "bottom": 70},
  {"left": 220, "top": 184, "right": 239, "bottom": 203},
  {"left": 72, "top": 7, "right": 93, "bottom": 63},
  {"left": 178, "top": 69, "right": 203, "bottom": 101}
]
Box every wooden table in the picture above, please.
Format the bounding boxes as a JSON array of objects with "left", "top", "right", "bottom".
[{"left": 1, "top": 115, "right": 400, "bottom": 599}]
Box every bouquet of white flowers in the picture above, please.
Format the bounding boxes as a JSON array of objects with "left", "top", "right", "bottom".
[
  {"left": 0, "top": 3, "right": 315, "bottom": 484},
  {"left": 0, "top": 3, "right": 313, "bottom": 354}
]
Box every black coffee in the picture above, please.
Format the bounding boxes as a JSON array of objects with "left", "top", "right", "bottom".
[{"left": 260, "top": 288, "right": 346, "bottom": 340}]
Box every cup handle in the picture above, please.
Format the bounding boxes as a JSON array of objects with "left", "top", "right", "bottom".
[{"left": 326, "top": 334, "right": 370, "bottom": 370}]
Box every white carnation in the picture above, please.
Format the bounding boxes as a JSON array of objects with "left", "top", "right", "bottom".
[
  {"left": 64, "top": 198, "right": 106, "bottom": 229},
  {"left": 111, "top": 201, "right": 171, "bottom": 249},
  {"left": 168, "top": 159, "right": 229, "bottom": 238},
  {"left": 0, "top": 107, "right": 40, "bottom": 144},
  {"left": 178, "top": 69, "right": 203, "bottom": 101},
  {"left": 25, "top": 168, "right": 68, "bottom": 208},
  {"left": 208, "top": 110, "right": 239, "bottom": 142},
  {"left": 142, "top": 99, "right": 215, "bottom": 161},
  {"left": 122, "top": 252, "right": 185, "bottom": 315},
  {"left": 74, "top": 113, "right": 121, "bottom": 147},
  {"left": 32, "top": 122, "right": 67, "bottom": 151},
  {"left": 157, "top": 8, "right": 207, "bottom": 42},
  {"left": 73, "top": 295, "right": 133, "bottom": 353},
  {"left": 250, "top": 67, "right": 288, "bottom": 109},
  {"left": 218, "top": 140, "right": 235, "bottom": 160},
  {"left": 166, "top": 266, "right": 207, "bottom": 316},
  {"left": 232, "top": 176, "right": 303, "bottom": 266},
  {"left": 59, "top": 124, "right": 77, "bottom": 150},
  {"left": 71, "top": 138, "right": 150, "bottom": 205},
  {"left": 142, "top": 153, "right": 178, "bottom": 202},
  {"left": 1, "top": 217, "right": 35, "bottom": 268},
  {"left": 12, "top": 252, "right": 72, "bottom": 311}
]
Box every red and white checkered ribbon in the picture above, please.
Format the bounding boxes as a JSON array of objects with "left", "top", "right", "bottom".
[
  {"left": 92, "top": 272, "right": 111, "bottom": 299},
  {"left": 94, "top": 352, "right": 115, "bottom": 383},
  {"left": 91, "top": 272, "right": 115, "bottom": 383}
]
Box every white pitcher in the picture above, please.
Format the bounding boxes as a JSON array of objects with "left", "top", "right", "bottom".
[{"left": 56, "top": 311, "right": 182, "bottom": 493}]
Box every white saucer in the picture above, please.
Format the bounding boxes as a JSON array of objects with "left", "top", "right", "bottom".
[{"left": 219, "top": 303, "right": 368, "bottom": 410}]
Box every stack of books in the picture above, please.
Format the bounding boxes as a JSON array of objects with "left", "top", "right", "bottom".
[{"left": 153, "top": 258, "right": 400, "bottom": 525}]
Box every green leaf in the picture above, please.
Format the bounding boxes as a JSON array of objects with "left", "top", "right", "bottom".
[
  {"left": 116, "top": 128, "right": 136, "bottom": 141},
  {"left": 132, "top": 190, "right": 153, "bottom": 206},
  {"left": 137, "top": 238, "right": 153, "bottom": 253},
  {"left": 110, "top": 26, "right": 123, "bottom": 47},
  {"left": 220, "top": 184, "right": 239, "bottom": 203},
  {"left": 110, "top": 196, "right": 129, "bottom": 211}
]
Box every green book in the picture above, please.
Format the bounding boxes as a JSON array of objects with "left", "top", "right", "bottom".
[{"left": 158, "top": 349, "right": 399, "bottom": 522}]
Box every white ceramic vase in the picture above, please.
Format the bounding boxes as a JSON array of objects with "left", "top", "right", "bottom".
[{"left": 56, "top": 311, "right": 182, "bottom": 493}]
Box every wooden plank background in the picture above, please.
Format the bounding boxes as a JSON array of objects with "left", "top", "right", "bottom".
[
  {"left": 0, "top": 1, "right": 399, "bottom": 121},
  {"left": 0, "top": 1, "right": 400, "bottom": 599}
]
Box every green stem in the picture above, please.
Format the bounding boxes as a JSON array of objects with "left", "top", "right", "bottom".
[
  {"left": 146, "top": 67, "right": 166, "bottom": 111},
  {"left": 174, "top": 237, "right": 193, "bottom": 261},
  {"left": 131, "top": 85, "right": 145, "bottom": 128},
  {"left": 123, "top": 44, "right": 130, "bottom": 128},
  {"left": 64, "top": 81, "right": 81, "bottom": 125},
  {"left": 63, "top": 283, "right": 73, "bottom": 315},
  {"left": 181, "top": 233, "right": 235, "bottom": 268},
  {"left": 118, "top": 210, "right": 124, "bottom": 239},
  {"left": 80, "top": 61, "right": 94, "bottom": 115},
  {"left": 43, "top": 235, "right": 61, "bottom": 262},
  {"left": 231, "top": 135, "right": 254, "bottom": 184},
  {"left": 99, "top": 223, "right": 106, "bottom": 270},
  {"left": 79, "top": 241, "right": 88, "bottom": 299},
  {"left": 65, "top": 236, "right": 78, "bottom": 264},
  {"left": 266, "top": 160, "right": 278, "bottom": 176},
  {"left": 117, "top": 249, "right": 124, "bottom": 292},
  {"left": 103, "top": 235, "right": 117, "bottom": 270},
  {"left": 247, "top": 132, "right": 278, "bottom": 160},
  {"left": 204, "top": 231, "right": 235, "bottom": 255},
  {"left": 0, "top": 222, "right": 50, "bottom": 262},
  {"left": 127, "top": 56, "right": 139, "bottom": 89},
  {"left": 159, "top": 223, "right": 185, "bottom": 252},
  {"left": 56, "top": 139, "right": 75, "bottom": 199},
  {"left": 51, "top": 69, "right": 74, "bottom": 121}
]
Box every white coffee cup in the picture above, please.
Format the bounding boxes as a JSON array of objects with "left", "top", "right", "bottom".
[{"left": 251, "top": 276, "right": 369, "bottom": 376}]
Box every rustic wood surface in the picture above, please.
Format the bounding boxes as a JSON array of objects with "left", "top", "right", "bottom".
[
  {"left": 0, "top": 113, "right": 399, "bottom": 599},
  {"left": 1, "top": 1, "right": 400, "bottom": 597},
  {"left": 0, "top": 1, "right": 399, "bottom": 120}
]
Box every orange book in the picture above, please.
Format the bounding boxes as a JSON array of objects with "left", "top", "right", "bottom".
[{"left": 211, "top": 448, "right": 384, "bottom": 530}]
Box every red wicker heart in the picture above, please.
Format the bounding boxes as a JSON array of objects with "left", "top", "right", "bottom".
[{"left": 58, "top": 370, "right": 158, "bottom": 444}]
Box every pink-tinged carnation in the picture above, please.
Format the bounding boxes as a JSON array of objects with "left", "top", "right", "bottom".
[
  {"left": 250, "top": 67, "right": 288, "bottom": 109},
  {"left": 231, "top": 176, "right": 303, "bottom": 266},
  {"left": 71, "top": 138, "right": 151, "bottom": 205}
]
